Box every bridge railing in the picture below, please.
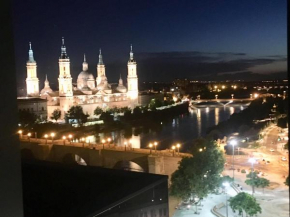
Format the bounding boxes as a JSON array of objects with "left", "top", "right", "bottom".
[{"left": 19, "top": 137, "right": 192, "bottom": 158}]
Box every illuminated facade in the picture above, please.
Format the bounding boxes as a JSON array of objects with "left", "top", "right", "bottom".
[{"left": 24, "top": 38, "right": 139, "bottom": 120}]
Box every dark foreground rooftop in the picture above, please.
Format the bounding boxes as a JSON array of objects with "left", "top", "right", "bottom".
[{"left": 22, "top": 160, "right": 168, "bottom": 217}]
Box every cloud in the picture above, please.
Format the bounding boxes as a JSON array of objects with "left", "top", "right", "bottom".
[{"left": 132, "top": 51, "right": 287, "bottom": 81}]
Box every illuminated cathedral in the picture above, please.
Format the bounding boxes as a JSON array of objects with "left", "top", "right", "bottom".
[{"left": 24, "top": 38, "right": 138, "bottom": 120}]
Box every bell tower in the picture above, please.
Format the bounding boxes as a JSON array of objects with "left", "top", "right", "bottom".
[
  {"left": 26, "top": 42, "right": 39, "bottom": 96},
  {"left": 58, "top": 37, "right": 73, "bottom": 97},
  {"left": 96, "top": 48, "right": 106, "bottom": 86},
  {"left": 127, "top": 44, "right": 138, "bottom": 100}
]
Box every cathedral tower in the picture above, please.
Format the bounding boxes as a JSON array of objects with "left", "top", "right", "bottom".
[
  {"left": 127, "top": 44, "right": 138, "bottom": 100},
  {"left": 58, "top": 37, "right": 73, "bottom": 97},
  {"left": 96, "top": 49, "right": 106, "bottom": 87},
  {"left": 26, "top": 42, "right": 39, "bottom": 96}
]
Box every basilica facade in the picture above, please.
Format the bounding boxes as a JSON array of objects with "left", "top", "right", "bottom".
[{"left": 24, "top": 38, "right": 138, "bottom": 120}]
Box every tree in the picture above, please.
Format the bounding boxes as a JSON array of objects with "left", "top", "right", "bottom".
[
  {"left": 245, "top": 171, "right": 270, "bottom": 193},
  {"left": 50, "top": 109, "right": 61, "bottom": 122},
  {"left": 170, "top": 140, "right": 225, "bottom": 200},
  {"left": 229, "top": 192, "right": 262, "bottom": 217},
  {"left": 99, "top": 111, "right": 114, "bottom": 123},
  {"left": 66, "top": 106, "right": 88, "bottom": 126},
  {"left": 94, "top": 107, "right": 103, "bottom": 116}
]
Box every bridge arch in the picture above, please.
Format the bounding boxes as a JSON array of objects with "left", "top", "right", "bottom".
[
  {"left": 62, "top": 153, "right": 87, "bottom": 166},
  {"left": 21, "top": 148, "right": 35, "bottom": 160},
  {"left": 113, "top": 160, "right": 145, "bottom": 172}
]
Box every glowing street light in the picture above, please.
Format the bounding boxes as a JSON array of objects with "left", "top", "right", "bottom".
[
  {"left": 18, "top": 130, "right": 23, "bottom": 139},
  {"left": 27, "top": 133, "right": 31, "bottom": 142},
  {"left": 231, "top": 94, "right": 234, "bottom": 99},
  {"left": 222, "top": 182, "right": 229, "bottom": 217},
  {"left": 107, "top": 137, "right": 112, "bottom": 148},
  {"left": 102, "top": 139, "right": 106, "bottom": 149},
  {"left": 254, "top": 93, "right": 259, "bottom": 98},
  {"left": 149, "top": 143, "right": 153, "bottom": 154},
  {"left": 248, "top": 157, "right": 256, "bottom": 195},
  {"left": 222, "top": 85, "right": 225, "bottom": 89},
  {"left": 50, "top": 132, "right": 55, "bottom": 144},
  {"left": 230, "top": 140, "right": 237, "bottom": 182},
  {"left": 176, "top": 143, "right": 180, "bottom": 155},
  {"left": 215, "top": 94, "right": 218, "bottom": 100},
  {"left": 62, "top": 136, "right": 66, "bottom": 145},
  {"left": 68, "top": 134, "right": 73, "bottom": 144},
  {"left": 172, "top": 145, "right": 176, "bottom": 156},
  {"left": 154, "top": 141, "right": 158, "bottom": 153},
  {"left": 199, "top": 148, "right": 203, "bottom": 152}
]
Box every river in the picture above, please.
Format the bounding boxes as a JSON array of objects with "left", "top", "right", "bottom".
[{"left": 86, "top": 105, "right": 247, "bottom": 151}]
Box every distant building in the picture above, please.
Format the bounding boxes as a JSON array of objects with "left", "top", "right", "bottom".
[
  {"left": 21, "top": 38, "right": 139, "bottom": 120},
  {"left": 17, "top": 98, "right": 47, "bottom": 120}
]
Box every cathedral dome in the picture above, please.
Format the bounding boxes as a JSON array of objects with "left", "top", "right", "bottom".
[
  {"left": 116, "top": 75, "right": 127, "bottom": 93},
  {"left": 40, "top": 75, "right": 53, "bottom": 96}
]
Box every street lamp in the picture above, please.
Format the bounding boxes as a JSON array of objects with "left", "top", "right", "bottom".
[
  {"left": 215, "top": 94, "right": 218, "bottom": 100},
  {"left": 176, "top": 143, "right": 180, "bottom": 155},
  {"left": 102, "top": 139, "right": 106, "bottom": 149},
  {"left": 62, "top": 136, "right": 66, "bottom": 145},
  {"left": 44, "top": 134, "right": 48, "bottom": 144},
  {"left": 18, "top": 130, "right": 23, "bottom": 139},
  {"left": 231, "top": 94, "right": 234, "bottom": 99},
  {"left": 248, "top": 157, "right": 256, "bottom": 195},
  {"left": 199, "top": 148, "right": 203, "bottom": 152},
  {"left": 230, "top": 140, "right": 237, "bottom": 182},
  {"left": 27, "top": 133, "right": 31, "bottom": 142},
  {"left": 222, "top": 182, "right": 229, "bottom": 217},
  {"left": 149, "top": 143, "right": 153, "bottom": 154},
  {"left": 50, "top": 132, "right": 55, "bottom": 144},
  {"left": 172, "top": 145, "right": 176, "bottom": 156},
  {"left": 194, "top": 197, "right": 199, "bottom": 214},
  {"left": 68, "top": 134, "right": 73, "bottom": 145},
  {"left": 81, "top": 137, "right": 85, "bottom": 147},
  {"left": 154, "top": 141, "right": 158, "bottom": 153}
]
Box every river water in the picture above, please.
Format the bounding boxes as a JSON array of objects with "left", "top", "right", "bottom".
[{"left": 88, "top": 105, "right": 247, "bottom": 151}]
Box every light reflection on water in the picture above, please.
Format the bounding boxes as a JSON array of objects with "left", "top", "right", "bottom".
[{"left": 95, "top": 105, "right": 246, "bottom": 150}]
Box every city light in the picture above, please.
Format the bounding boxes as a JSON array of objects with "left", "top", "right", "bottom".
[{"left": 254, "top": 93, "right": 259, "bottom": 98}]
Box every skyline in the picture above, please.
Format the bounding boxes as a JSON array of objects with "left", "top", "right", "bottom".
[{"left": 13, "top": 0, "right": 287, "bottom": 84}]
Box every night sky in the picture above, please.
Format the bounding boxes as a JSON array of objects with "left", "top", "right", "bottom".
[{"left": 13, "top": 0, "right": 287, "bottom": 88}]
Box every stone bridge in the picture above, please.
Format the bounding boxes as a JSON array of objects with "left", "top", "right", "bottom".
[{"left": 20, "top": 141, "right": 191, "bottom": 179}]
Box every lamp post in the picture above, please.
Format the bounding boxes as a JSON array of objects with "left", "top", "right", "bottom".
[
  {"left": 194, "top": 197, "right": 199, "bottom": 214},
  {"left": 124, "top": 141, "right": 128, "bottom": 151},
  {"left": 231, "top": 94, "right": 234, "bottom": 99},
  {"left": 149, "top": 143, "right": 153, "bottom": 154},
  {"left": 27, "top": 133, "right": 31, "bottom": 142},
  {"left": 81, "top": 137, "right": 85, "bottom": 147},
  {"left": 249, "top": 157, "right": 256, "bottom": 195},
  {"left": 18, "top": 130, "right": 23, "bottom": 139},
  {"left": 215, "top": 94, "right": 218, "bottom": 100},
  {"left": 176, "top": 143, "right": 180, "bottom": 155},
  {"left": 68, "top": 134, "right": 73, "bottom": 145},
  {"left": 44, "top": 134, "right": 48, "bottom": 144},
  {"left": 107, "top": 138, "right": 111, "bottom": 148},
  {"left": 62, "top": 136, "right": 66, "bottom": 145},
  {"left": 172, "top": 145, "right": 176, "bottom": 156},
  {"left": 222, "top": 182, "right": 229, "bottom": 217},
  {"left": 50, "top": 132, "right": 55, "bottom": 144},
  {"left": 154, "top": 141, "right": 158, "bottom": 153},
  {"left": 102, "top": 139, "right": 106, "bottom": 149},
  {"left": 230, "top": 140, "right": 237, "bottom": 182}
]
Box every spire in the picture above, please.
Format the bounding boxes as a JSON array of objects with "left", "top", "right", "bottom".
[
  {"left": 129, "top": 44, "right": 134, "bottom": 61},
  {"left": 98, "top": 48, "right": 104, "bottom": 65},
  {"left": 60, "top": 37, "right": 68, "bottom": 59},
  {"left": 82, "top": 53, "right": 88, "bottom": 71},
  {"left": 44, "top": 74, "right": 50, "bottom": 87},
  {"left": 28, "top": 42, "right": 35, "bottom": 62},
  {"left": 119, "top": 74, "right": 123, "bottom": 85}
]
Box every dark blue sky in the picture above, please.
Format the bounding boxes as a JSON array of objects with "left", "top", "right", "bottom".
[{"left": 13, "top": 0, "right": 287, "bottom": 85}]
